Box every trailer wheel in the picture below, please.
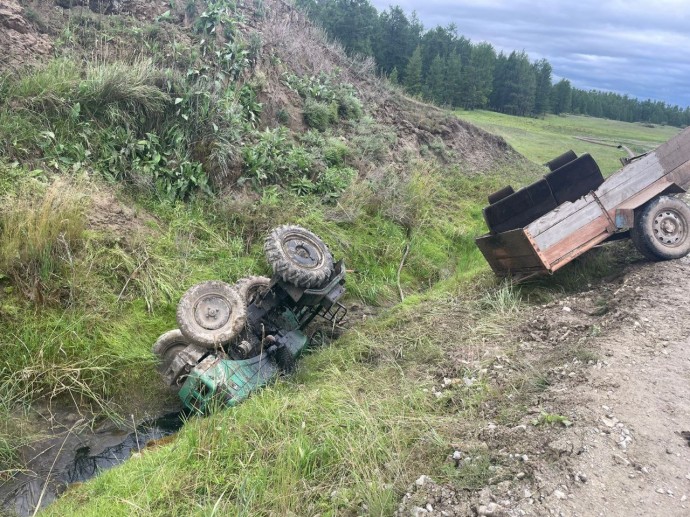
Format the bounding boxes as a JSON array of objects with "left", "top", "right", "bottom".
[
  {"left": 152, "top": 329, "right": 190, "bottom": 374},
  {"left": 264, "top": 225, "right": 334, "bottom": 288},
  {"left": 177, "top": 281, "right": 247, "bottom": 348},
  {"left": 236, "top": 276, "right": 271, "bottom": 307},
  {"left": 631, "top": 196, "right": 690, "bottom": 260}
]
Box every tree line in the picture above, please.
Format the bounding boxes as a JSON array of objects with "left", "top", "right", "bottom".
[{"left": 296, "top": 0, "right": 690, "bottom": 127}]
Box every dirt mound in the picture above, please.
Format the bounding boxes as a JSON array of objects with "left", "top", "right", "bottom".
[
  {"left": 87, "top": 187, "right": 157, "bottom": 237},
  {"left": 0, "top": 0, "right": 52, "bottom": 73},
  {"left": 256, "top": 0, "right": 516, "bottom": 173}
]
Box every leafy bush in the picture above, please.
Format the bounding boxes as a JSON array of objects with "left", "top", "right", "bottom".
[
  {"left": 286, "top": 72, "right": 364, "bottom": 127},
  {"left": 241, "top": 127, "right": 316, "bottom": 187},
  {"left": 337, "top": 93, "right": 363, "bottom": 120},
  {"left": 303, "top": 97, "right": 337, "bottom": 131},
  {"left": 323, "top": 138, "right": 351, "bottom": 167},
  {"left": 317, "top": 166, "right": 357, "bottom": 198},
  {"left": 97, "top": 128, "right": 210, "bottom": 201}
]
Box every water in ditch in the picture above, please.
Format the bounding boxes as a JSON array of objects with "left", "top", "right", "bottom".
[{"left": 0, "top": 410, "right": 187, "bottom": 516}]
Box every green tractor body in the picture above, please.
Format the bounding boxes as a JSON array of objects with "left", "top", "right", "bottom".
[{"left": 178, "top": 315, "right": 307, "bottom": 413}]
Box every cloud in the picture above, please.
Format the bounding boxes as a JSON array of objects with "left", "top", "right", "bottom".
[{"left": 370, "top": 0, "right": 690, "bottom": 107}]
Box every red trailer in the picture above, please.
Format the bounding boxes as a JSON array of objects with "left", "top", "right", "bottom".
[{"left": 476, "top": 127, "right": 690, "bottom": 279}]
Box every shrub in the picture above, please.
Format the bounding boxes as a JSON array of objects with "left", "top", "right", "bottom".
[
  {"left": 240, "top": 128, "right": 317, "bottom": 189},
  {"left": 337, "top": 93, "right": 363, "bottom": 120},
  {"left": 303, "top": 97, "right": 336, "bottom": 131},
  {"left": 317, "top": 166, "right": 356, "bottom": 198},
  {"left": 323, "top": 138, "right": 351, "bottom": 167}
]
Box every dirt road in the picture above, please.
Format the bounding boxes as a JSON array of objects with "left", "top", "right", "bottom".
[
  {"left": 507, "top": 254, "right": 690, "bottom": 516},
  {"left": 398, "top": 250, "right": 690, "bottom": 517}
]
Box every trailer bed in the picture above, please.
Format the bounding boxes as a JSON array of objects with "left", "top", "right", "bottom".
[{"left": 476, "top": 127, "right": 690, "bottom": 277}]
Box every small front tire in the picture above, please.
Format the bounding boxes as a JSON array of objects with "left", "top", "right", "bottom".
[
  {"left": 235, "top": 276, "right": 271, "bottom": 307},
  {"left": 152, "top": 329, "right": 190, "bottom": 375}
]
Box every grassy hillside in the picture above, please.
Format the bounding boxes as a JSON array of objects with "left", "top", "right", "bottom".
[
  {"left": 0, "top": 2, "right": 676, "bottom": 516},
  {"left": 0, "top": 2, "right": 537, "bottom": 514},
  {"left": 456, "top": 111, "right": 679, "bottom": 175}
]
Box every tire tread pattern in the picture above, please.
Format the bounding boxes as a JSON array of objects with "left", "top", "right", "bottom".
[{"left": 264, "top": 225, "right": 334, "bottom": 288}]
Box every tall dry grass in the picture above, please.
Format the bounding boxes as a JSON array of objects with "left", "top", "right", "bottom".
[{"left": 0, "top": 180, "right": 87, "bottom": 299}]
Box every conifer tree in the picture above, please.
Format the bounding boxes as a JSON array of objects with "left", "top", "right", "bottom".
[
  {"left": 426, "top": 54, "right": 446, "bottom": 104},
  {"left": 405, "top": 46, "right": 423, "bottom": 95}
]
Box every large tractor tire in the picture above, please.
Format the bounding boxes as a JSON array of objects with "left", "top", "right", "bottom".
[
  {"left": 152, "top": 329, "right": 190, "bottom": 375},
  {"left": 176, "top": 281, "right": 246, "bottom": 348},
  {"left": 235, "top": 276, "right": 271, "bottom": 307},
  {"left": 264, "top": 225, "right": 334, "bottom": 288},
  {"left": 631, "top": 196, "right": 690, "bottom": 261}
]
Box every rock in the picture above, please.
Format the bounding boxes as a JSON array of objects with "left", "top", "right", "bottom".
[
  {"left": 601, "top": 416, "right": 616, "bottom": 428},
  {"left": 563, "top": 307, "right": 572, "bottom": 312},
  {"left": 686, "top": 473, "right": 690, "bottom": 481},
  {"left": 553, "top": 490, "right": 567, "bottom": 500},
  {"left": 516, "top": 472, "right": 526, "bottom": 480},
  {"left": 575, "top": 472, "right": 588, "bottom": 483},
  {"left": 681, "top": 495, "right": 687, "bottom": 502},
  {"left": 0, "top": 0, "right": 53, "bottom": 72},
  {"left": 548, "top": 438, "right": 574, "bottom": 456},
  {"left": 613, "top": 454, "right": 630, "bottom": 467},
  {"left": 415, "top": 475, "right": 432, "bottom": 487},
  {"left": 477, "top": 502, "right": 506, "bottom": 516},
  {"left": 411, "top": 507, "right": 428, "bottom": 516},
  {"left": 656, "top": 488, "right": 666, "bottom": 494}
]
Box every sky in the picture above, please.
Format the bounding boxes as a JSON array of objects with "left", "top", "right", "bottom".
[{"left": 369, "top": 0, "right": 690, "bottom": 108}]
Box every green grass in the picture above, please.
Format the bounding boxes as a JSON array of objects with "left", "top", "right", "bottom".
[
  {"left": 455, "top": 111, "right": 679, "bottom": 175},
  {"left": 41, "top": 275, "right": 523, "bottom": 517}
]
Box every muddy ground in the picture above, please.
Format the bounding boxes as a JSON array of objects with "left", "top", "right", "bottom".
[{"left": 399, "top": 249, "right": 690, "bottom": 517}]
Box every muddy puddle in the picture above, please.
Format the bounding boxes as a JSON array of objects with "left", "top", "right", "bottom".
[{"left": 1, "top": 410, "right": 187, "bottom": 516}]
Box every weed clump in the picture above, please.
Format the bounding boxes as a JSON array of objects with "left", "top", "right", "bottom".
[{"left": 0, "top": 180, "right": 87, "bottom": 301}]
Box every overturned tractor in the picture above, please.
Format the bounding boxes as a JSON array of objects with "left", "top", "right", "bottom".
[{"left": 152, "top": 225, "right": 347, "bottom": 413}]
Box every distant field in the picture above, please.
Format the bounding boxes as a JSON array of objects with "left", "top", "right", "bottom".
[{"left": 455, "top": 111, "right": 680, "bottom": 176}]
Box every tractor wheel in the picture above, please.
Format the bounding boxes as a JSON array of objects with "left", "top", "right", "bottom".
[
  {"left": 631, "top": 196, "right": 690, "bottom": 261},
  {"left": 264, "top": 225, "right": 334, "bottom": 288},
  {"left": 274, "top": 345, "right": 296, "bottom": 373},
  {"left": 177, "top": 281, "right": 246, "bottom": 348},
  {"left": 236, "top": 276, "right": 271, "bottom": 307},
  {"left": 152, "top": 329, "right": 190, "bottom": 375}
]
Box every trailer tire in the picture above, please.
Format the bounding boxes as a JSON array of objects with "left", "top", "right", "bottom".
[
  {"left": 631, "top": 196, "right": 690, "bottom": 261},
  {"left": 177, "top": 281, "right": 247, "bottom": 348},
  {"left": 152, "top": 329, "right": 190, "bottom": 374},
  {"left": 264, "top": 225, "right": 334, "bottom": 288},
  {"left": 236, "top": 276, "right": 271, "bottom": 307}
]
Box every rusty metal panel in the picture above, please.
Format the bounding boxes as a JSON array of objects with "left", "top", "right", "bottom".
[{"left": 475, "top": 229, "right": 548, "bottom": 276}]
